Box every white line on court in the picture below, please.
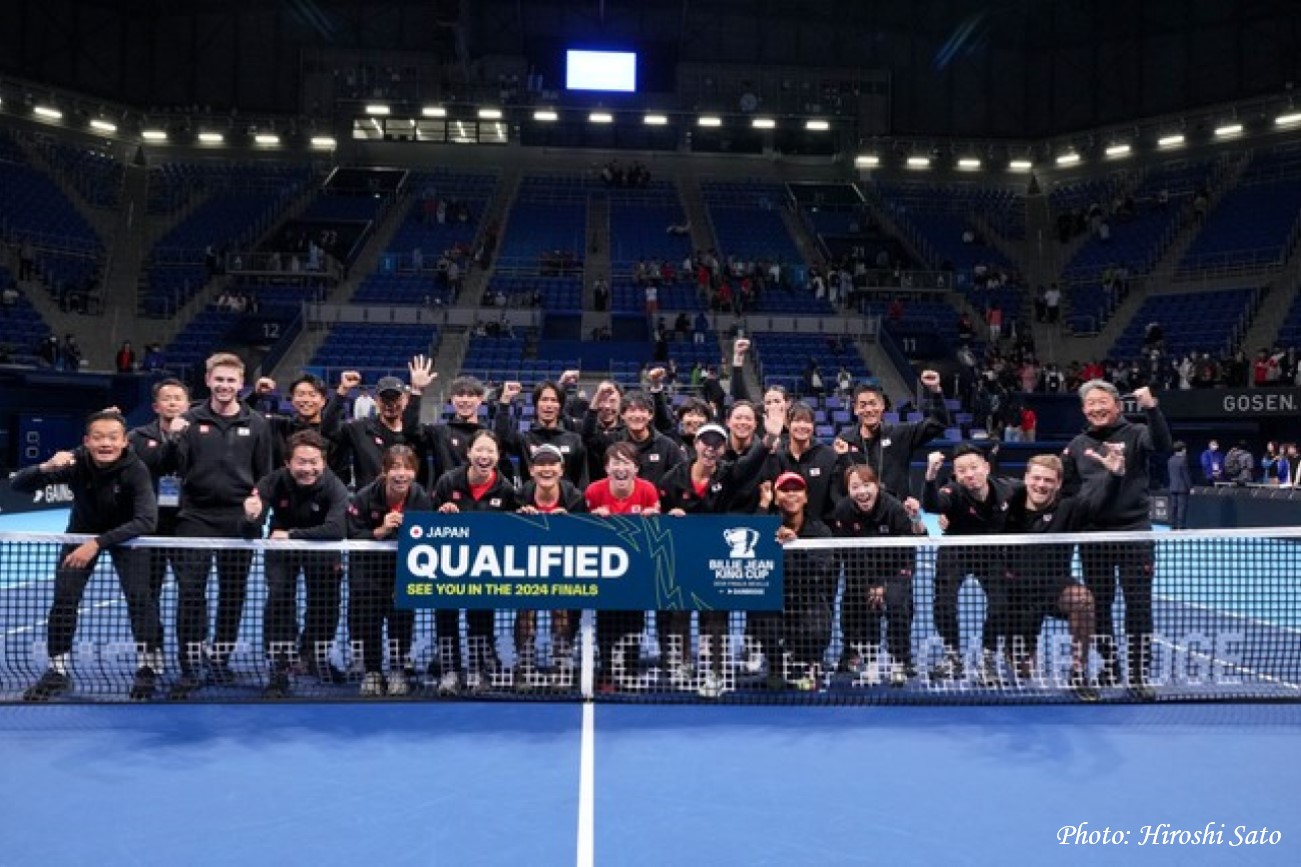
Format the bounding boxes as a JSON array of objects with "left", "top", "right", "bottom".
[{"left": 577, "top": 701, "right": 595, "bottom": 867}]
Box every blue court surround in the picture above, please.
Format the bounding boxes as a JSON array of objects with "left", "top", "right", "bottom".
[{"left": 1, "top": 702, "right": 1297, "bottom": 866}]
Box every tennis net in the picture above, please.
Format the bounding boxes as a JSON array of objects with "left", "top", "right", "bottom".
[{"left": 1, "top": 527, "right": 1297, "bottom": 703}]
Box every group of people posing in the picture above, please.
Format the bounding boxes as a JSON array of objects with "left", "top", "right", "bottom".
[{"left": 12, "top": 338, "right": 1170, "bottom": 702}]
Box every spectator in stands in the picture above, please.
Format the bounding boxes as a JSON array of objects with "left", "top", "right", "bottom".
[
  {"left": 61, "top": 334, "right": 83, "bottom": 372},
  {"left": 957, "top": 312, "right": 975, "bottom": 343},
  {"left": 986, "top": 304, "right": 1003, "bottom": 343},
  {"left": 1225, "top": 441, "right": 1255, "bottom": 485},
  {"left": 693, "top": 311, "right": 708, "bottom": 345},
  {"left": 1200, "top": 439, "right": 1225, "bottom": 484},
  {"left": 1142, "top": 322, "right": 1164, "bottom": 354},
  {"left": 1277, "top": 443, "right": 1298, "bottom": 487},
  {"left": 1, "top": 282, "right": 18, "bottom": 312},
  {"left": 352, "top": 386, "right": 376, "bottom": 421},
  {"left": 1167, "top": 442, "right": 1193, "bottom": 530},
  {"left": 1261, "top": 442, "right": 1280, "bottom": 482},
  {"left": 12, "top": 410, "right": 158, "bottom": 701},
  {"left": 1044, "top": 284, "right": 1062, "bottom": 324},
  {"left": 115, "top": 341, "right": 136, "bottom": 373},
  {"left": 19, "top": 239, "right": 36, "bottom": 281}
]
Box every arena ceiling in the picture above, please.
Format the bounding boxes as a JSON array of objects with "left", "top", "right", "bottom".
[{"left": 4, "top": 0, "right": 1299, "bottom": 138}]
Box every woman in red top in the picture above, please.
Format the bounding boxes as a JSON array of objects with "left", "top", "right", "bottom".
[
  {"left": 430, "top": 430, "right": 519, "bottom": 694},
  {"left": 584, "top": 442, "right": 660, "bottom": 692}
]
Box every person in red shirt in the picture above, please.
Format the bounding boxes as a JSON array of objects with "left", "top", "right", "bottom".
[
  {"left": 585, "top": 442, "right": 660, "bottom": 692},
  {"left": 514, "top": 444, "right": 587, "bottom": 688},
  {"left": 1020, "top": 406, "right": 1037, "bottom": 443}
]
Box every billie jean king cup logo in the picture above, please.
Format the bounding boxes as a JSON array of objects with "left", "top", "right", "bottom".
[{"left": 723, "top": 527, "right": 760, "bottom": 559}]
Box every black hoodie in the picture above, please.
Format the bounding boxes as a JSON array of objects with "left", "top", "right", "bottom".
[
  {"left": 11, "top": 448, "right": 156, "bottom": 547},
  {"left": 1060, "top": 407, "right": 1171, "bottom": 530}
]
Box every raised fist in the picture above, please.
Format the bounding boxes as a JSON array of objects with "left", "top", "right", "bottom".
[
  {"left": 243, "top": 489, "right": 263, "bottom": 520},
  {"left": 255, "top": 377, "right": 276, "bottom": 394}
]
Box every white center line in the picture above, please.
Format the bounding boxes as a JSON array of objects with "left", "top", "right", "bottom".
[{"left": 576, "top": 701, "right": 595, "bottom": 867}]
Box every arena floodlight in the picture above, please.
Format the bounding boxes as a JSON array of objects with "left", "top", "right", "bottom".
[
  {"left": 854, "top": 155, "right": 880, "bottom": 168},
  {"left": 254, "top": 134, "right": 280, "bottom": 145},
  {"left": 1009, "top": 159, "right": 1034, "bottom": 171},
  {"left": 89, "top": 119, "right": 117, "bottom": 134},
  {"left": 198, "top": 132, "right": 224, "bottom": 144},
  {"left": 141, "top": 129, "right": 168, "bottom": 142},
  {"left": 643, "top": 114, "right": 669, "bottom": 125},
  {"left": 1275, "top": 112, "right": 1301, "bottom": 127},
  {"left": 698, "top": 116, "right": 722, "bottom": 127},
  {"left": 478, "top": 108, "right": 503, "bottom": 120},
  {"left": 1157, "top": 133, "right": 1185, "bottom": 148},
  {"left": 1105, "top": 143, "right": 1132, "bottom": 157},
  {"left": 957, "top": 157, "right": 982, "bottom": 170},
  {"left": 33, "top": 105, "right": 62, "bottom": 120},
  {"left": 365, "top": 104, "right": 391, "bottom": 116},
  {"left": 1056, "top": 152, "right": 1081, "bottom": 166},
  {"left": 533, "top": 110, "right": 559, "bottom": 122},
  {"left": 421, "top": 106, "right": 447, "bottom": 118},
  {"left": 805, "top": 119, "right": 830, "bottom": 131},
  {"left": 310, "top": 136, "right": 337, "bottom": 148},
  {"left": 1214, "top": 123, "right": 1243, "bottom": 137},
  {"left": 906, "top": 156, "right": 931, "bottom": 169},
  {"left": 588, "top": 112, "right": 613, "bottom": 124},
  {"left": 751, "top": 117, "right": 776, "bottom": 129}
]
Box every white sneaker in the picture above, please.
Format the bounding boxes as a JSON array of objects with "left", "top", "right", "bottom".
[
  {"left": 741, "top": 648, "right": 765, "bottom": 674},
  {"left": 386, "top": 670, "right": 411, "bottom": 696},
  {"left": 360, "top": 672, "right": 385, "bottom": 697},
  {"left": 437, "top": 671, "right": 460, "bottom": 696},
  {"left": 667, "top": 663, "right": 694, "bottom": 689},
  {"left": 698, "top": 671, "right": 723, "bottom": 699}
]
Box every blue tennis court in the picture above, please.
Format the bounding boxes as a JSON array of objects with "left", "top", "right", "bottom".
[{"left": 1, "top": 508, "right": 1298, "bottom": 864}]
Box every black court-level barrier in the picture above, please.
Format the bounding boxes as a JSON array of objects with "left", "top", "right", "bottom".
[{"left": 0, "top": 527, "right": 1298, "bottom": 704}]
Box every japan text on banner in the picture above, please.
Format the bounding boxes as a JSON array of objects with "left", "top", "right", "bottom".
[{"left": 396, "top": 513, "right": 783, "bottom": 611}]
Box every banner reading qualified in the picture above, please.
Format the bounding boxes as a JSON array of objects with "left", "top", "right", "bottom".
[{"left": 395, "top": 512, "right": 783, "bottom": 611}]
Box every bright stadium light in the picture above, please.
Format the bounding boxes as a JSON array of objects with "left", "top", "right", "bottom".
[
  {"left": 198, "top": 132, "right": 224, "bottom": 144},
  {"left": 643, "top": 114, "right": 668, "bottom": 125},
  {"left": 751, "top": 117, "right": 776, "bottom": 129},
  {"left": 33, "top": 105, "right": 62, "bottom": 120},
  {"left": 588, "top": 112, "right": 613, "bottom": 124},
  {"left": 478, "top": 108, "right": 503, "bottom": 120},
  {"left": 805, "top": 119, "right": 830, "bottom": 131},
  {"left": 365, "top": 104, "right": 391, "bottom": 116},
  {"left": 1009, "top": 159, "right": 1034, "bottom": 171},
  {"left": 421, "top": 106, "right": 447, "bottom": 118},
  {"left": 957, "top": 157, "right": 982, "bottom": 170},
  {"left": 142, "top": 129, "right": 168, "bottom": 141},
  {"left": 698, "top": 116, "right": 722, "bottom": 127},
  {"left": 854, "top": 155, "right": 880, "bottom": 168},
  {"left": 1056, "top": 152, "right": 1081, "bottom": 166},
  {"left": 1157, "top": 133, "right": 1185, "bottom": 148},
  {"left": 1275, "top": 111, "right": 1301, "bottom": 127},
  {"left": 1214, "top": 123, "right": 1243, "bottom": 137},
  {"left": 254, "top": 134, "right": 280, "bottom": 145},
  {"left": 533, "top": 110, "right": 559, "bottom": 122},
  {"left": 906, "top": 156, "right": 931, "bottom": 169},
  {"left": 1105, "top": 143, "right": 1132, "bottom": 158},
  {"left": 310, "top": 136, "right": 337, "bottom": 148},
  {"left": 89, "top": 119, "right": 117, "bottom": 134}
]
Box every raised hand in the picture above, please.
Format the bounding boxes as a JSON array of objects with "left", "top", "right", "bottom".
[
  {"left": 41, "top": 451, "right": 77, "bottom": 472},
  {"left": 500, "top": 381, "right": 523, "bottom": 403},
  {"left": 255, "top": 377, "right": 277, "bottom": 395},
  {"left": 919, "top": 370, "right": 942, "bottom": 392},
  {"left": 408, "top": 355, "right": 436, "bottom": 392},
  {"left": 338, "top": 370, "right": 362, "bottom": 394}
]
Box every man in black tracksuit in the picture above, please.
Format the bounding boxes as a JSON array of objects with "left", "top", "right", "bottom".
[
  {"left": 494, "top": 379, "right": 589, "bottom": 487},
  {"left": 243, "top": 429, "right": 350, "bottom": 698},
  {"left": 1003, "top": 450, "right": 1124, "bottom": 699},
  {"left": 168, "top": 353, "right": 275, "bottom": 697},
  {"left": 835, "top": 370, "right": 951, "bottom": 507},
  {"left": 922, "top": 442, "right": 1023, "bottom": 684},
  {"left": 1060, "top": 380, "right": 1171, "bottom": 697},
  {"left": 582, "top": 388, "right": 684, "bottom": 487},
  {"left": 127, "top": 378, "right": 190, "bottom": 623},
  {"left": 13, "top": 411, "right": 158, "bottom": 701},
  {"left": 330, "top": 375, "right": 430, "bottom": 489}
]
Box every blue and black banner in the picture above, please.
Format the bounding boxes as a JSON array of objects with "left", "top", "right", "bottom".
[{"left": 396, "top": 513, "right": 784, "bottom": 611}]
